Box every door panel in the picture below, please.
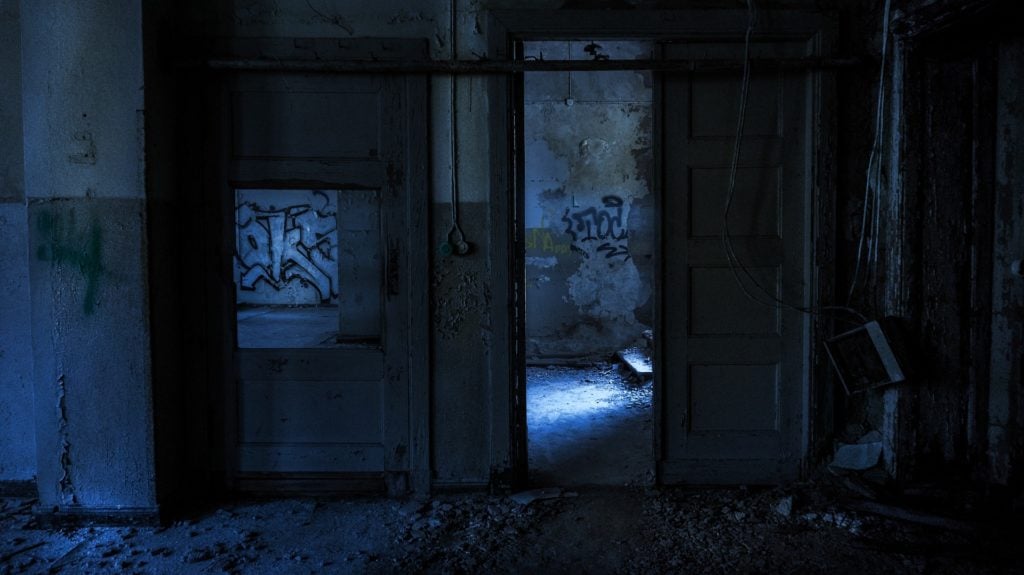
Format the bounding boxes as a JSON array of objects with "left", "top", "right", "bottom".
[
  {"left": 661, "top": 41, "right": 811, "bottom": 484},
  {"left": 221, "top": 64, "right": 425, "bottom": 493}
]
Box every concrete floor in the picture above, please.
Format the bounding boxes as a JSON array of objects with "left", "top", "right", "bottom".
[
  {"left": 527, "top": 364, "right": 653, "bottom": 487},
  {"left": 236, "top": 307, "right": 339, "bottom": 348},
  {"left": 3, "top": 483, "right": 1021, "bottom": 574}
]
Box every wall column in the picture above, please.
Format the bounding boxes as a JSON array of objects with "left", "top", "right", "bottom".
[{"left": 21, "top": 0, "right": 157, "bottom": 519}]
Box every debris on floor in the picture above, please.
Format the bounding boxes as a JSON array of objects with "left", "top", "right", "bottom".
[
  {"left": 527, "top": 363, "right": 653, "bottom": 486},
  {"left": 509, "top": 487, "right": 577, "bottom": 506},
  {"left": 615, "top": 347, "right": 653, "bottom": 381},
  {"left": 2, "top": 477, "right": 1021, "bottom": 575},
  {"left": 830, "top": 430, "right": 884, "bottom": 471}
]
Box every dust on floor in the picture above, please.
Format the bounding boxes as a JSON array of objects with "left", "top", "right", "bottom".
[
  {"left": 2, "top": 479, "right": 1021, "bottom": 574},
  {"left": 527, "top": 363, "right": 653, "bottom": 487}
]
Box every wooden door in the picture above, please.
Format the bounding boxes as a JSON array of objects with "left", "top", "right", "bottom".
[
  {"left": 214, "top": 41, "right": 428, "bottom": 494},
  {"left": 660, "top": 41, "right": 812, "bottom": 484}
]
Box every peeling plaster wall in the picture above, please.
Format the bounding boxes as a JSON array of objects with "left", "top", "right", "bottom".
[
  {"left": 523, "top": 40, "right": 654, "bottom": 359},
  {"left": 21, "top": 0, "right": 156, "bottom": 511},
  {"left": 154, "top": 0, "right": 868, "bottom": 490},
  {"left": 431, "top": 203, "right": 493, "bottom": 485},
  {"left": 7, "top": 0, "right": 1021, "bottom": 508},
  {"left": 0, "top": 0, "right": 36, "bottom": 486}
]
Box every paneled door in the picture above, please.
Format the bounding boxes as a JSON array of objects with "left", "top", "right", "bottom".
[
  {"left": 660, "top": 40, "right": 813, "bottom": 484},
  {"left": 213, "top": 40, "right": 428, "bottom": 494}
]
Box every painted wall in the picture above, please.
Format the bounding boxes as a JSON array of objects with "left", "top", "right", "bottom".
[
  {"left": 523, "top": 40, "right": 654, "bottom": 359},
  {"left": 0, "top": 0, "right": 36, "bottom": 487},
  {"left": 4, "top": 0, "right": 1018, "bottom": 508},
  {"left": 20, "top": 0, "right": 156, "bottom": 512}
]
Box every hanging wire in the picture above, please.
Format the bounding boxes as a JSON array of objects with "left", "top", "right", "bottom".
[
  {"left": 446, "top": 0, "right": 468, "bottom": 254},
  {"left": 720, "top": 0, "right": 868, "bottom": 326},
  {"left": 847, "top": 0, "right": 892, "bottom": 305}
]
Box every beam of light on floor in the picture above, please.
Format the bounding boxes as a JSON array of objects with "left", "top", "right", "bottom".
[{"left": 527, "top": 366, "right": 653, "bottom": 485}]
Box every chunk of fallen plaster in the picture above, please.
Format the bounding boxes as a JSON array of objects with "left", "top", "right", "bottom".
[
  {"left": 774, "top": 496, "right": 793, "bottom": 518},
  {"left": 831, "top": 441, "right": 882, "bottom": 470},
  {"left": 510, "top": 487, "right": 563, "bottom": 506}
]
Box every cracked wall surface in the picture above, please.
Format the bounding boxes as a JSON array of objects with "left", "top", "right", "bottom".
[
  {"left": 3, "top": 0, "right": 1021, "bottom": 503},
  {"left": 523, "top": 40, "right": 655, "bottom": 359},
  {"left": 21, "top": 0, "right": 156, "bottom": 510}
]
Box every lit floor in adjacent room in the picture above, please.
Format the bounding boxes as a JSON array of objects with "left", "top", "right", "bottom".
[
  {"left": 527, "top": 363, "right": 653, "bottom": 487},
  {"left": 236, "top": 306, "right": 339, "bottom": 348}
]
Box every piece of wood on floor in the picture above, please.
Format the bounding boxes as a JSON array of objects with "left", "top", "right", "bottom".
[{"left": 617, "top": 347, "right": 653, "bottom": 381}]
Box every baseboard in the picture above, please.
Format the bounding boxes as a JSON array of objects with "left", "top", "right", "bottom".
[
  {"left": 233, "top": 472, "right": 387, "bottom": 496},
  {"left": 430, "top": 481, "right": 490, "bottom": 494},
  {"left": 525, "top": 355, "right": 611, "bottom": 367},
  {"left": 32, "top": 505, "right": 161, "bottom": 527},
  {"left": 0, "top": 480, "right": 37, "bottom": 498}
]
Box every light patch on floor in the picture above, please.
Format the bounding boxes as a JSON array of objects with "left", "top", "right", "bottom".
[
  {"left": 236, "top": 306, "right": 338, "bottom": 348},
  {"left": 527, "top": 364, "right": 653, "bottom": 487}
]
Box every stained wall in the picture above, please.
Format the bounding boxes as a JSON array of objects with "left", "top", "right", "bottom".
[
  {"left": 19, "top": 0, "right": 156, "bottom": 512},
  {"left": 1, "top": 0, "right": 1020, "bottom": 512},
  {"left": 523, "top": 40, "right": 655, "bottom": 359}
]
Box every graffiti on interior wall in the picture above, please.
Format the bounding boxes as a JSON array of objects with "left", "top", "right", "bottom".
[
  {"left": 525, "top": 228, "right": 571, "bottom": 255},
  {"left": 35, "top": 209, "right": 104, "bottom": 316},
  {"left": 561, "top": 195, "right": 630, "bottom": 260},
  {"left": 235, "top": 190, "right": 339, "bottom": 303}
]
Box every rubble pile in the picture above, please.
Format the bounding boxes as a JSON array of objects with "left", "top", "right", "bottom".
[{"left": 1, "top": 480, "right": 1020, "bottom": 574}]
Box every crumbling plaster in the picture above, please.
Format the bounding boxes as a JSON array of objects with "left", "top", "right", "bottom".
[
  {"left": 19, "top": 0, "right": 155, "bottom": 511},
  {"left": 523, "top": 40, "right": 654, "bottom": 358},
  {"left": 3, "top": 0, "right": 1019, "bottom": 507}
]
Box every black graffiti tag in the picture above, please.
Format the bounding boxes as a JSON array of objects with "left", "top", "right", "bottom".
[
  {"left": 561, "top": 195, "right": 628, "bottom": 243},
  {"left": 561, "top": 195, "right": 630, "bottom": 260},
  {"left": 596, "top": 242, "right": 630, "bottom": 260}
]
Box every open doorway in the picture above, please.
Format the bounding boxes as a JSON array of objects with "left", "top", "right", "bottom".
[{"left": 521, "top": 40, "right": 656, "bottom": 487}]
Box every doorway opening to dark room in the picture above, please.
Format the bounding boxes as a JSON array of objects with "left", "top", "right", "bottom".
[{"left": 521, "top": 40, "right": 656, "bottom": 487}]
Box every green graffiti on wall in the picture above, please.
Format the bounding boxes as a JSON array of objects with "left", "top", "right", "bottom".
[
  {"left": 525, "top": 228, "right": 571, "bottom": 255},
  {"left": 36, "top": 209, "right": 104, "bottom": 315}
]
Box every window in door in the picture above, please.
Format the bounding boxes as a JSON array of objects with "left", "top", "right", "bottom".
[{"left": 234, "top": 188, "right": 382, "bottom": 349}]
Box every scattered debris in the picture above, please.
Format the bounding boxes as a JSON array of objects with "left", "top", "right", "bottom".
[
  {"left": 844, "top": 500, "right": 977, "bottom": 533},
  {"left": 0, "top": 480, "right": 1018, "bottom": 575},
  {"left": 0, "top": 541, "right": 45, "bottom": 565},
  {"left": 774, "top": 496, "right": 793, "bottom": 518},
  {"left": 616, "top": 347, "right": 653, "bottom": 381},
  {"left": 830, "top": 430, "right": 884, "bottom": 471},
  {"left": 510, "top": 487, "right": 576, "bottom": 506}
]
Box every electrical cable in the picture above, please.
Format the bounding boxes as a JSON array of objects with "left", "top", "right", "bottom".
[
  {"left": 867, "top": 0, "right": 890, "bottom": 289},
  {"left": 847, "top": 0, "right": 892, "bottom": 305},
  {"left": 445, "top": 0, "right": 469, "bottom": 256},
  {"left": 720, "top": 0, "right": 869, "bottom": 327}
]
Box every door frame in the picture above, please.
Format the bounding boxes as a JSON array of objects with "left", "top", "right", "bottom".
[
  {"left": 192, "top": 38, "right": 430, "bottom": 496},
  {"left": 882, "top": 2, "right": 1006, "bottom": 483},
  {"left": 486, "top": 9, "right": 838, "bottom": 488}
]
